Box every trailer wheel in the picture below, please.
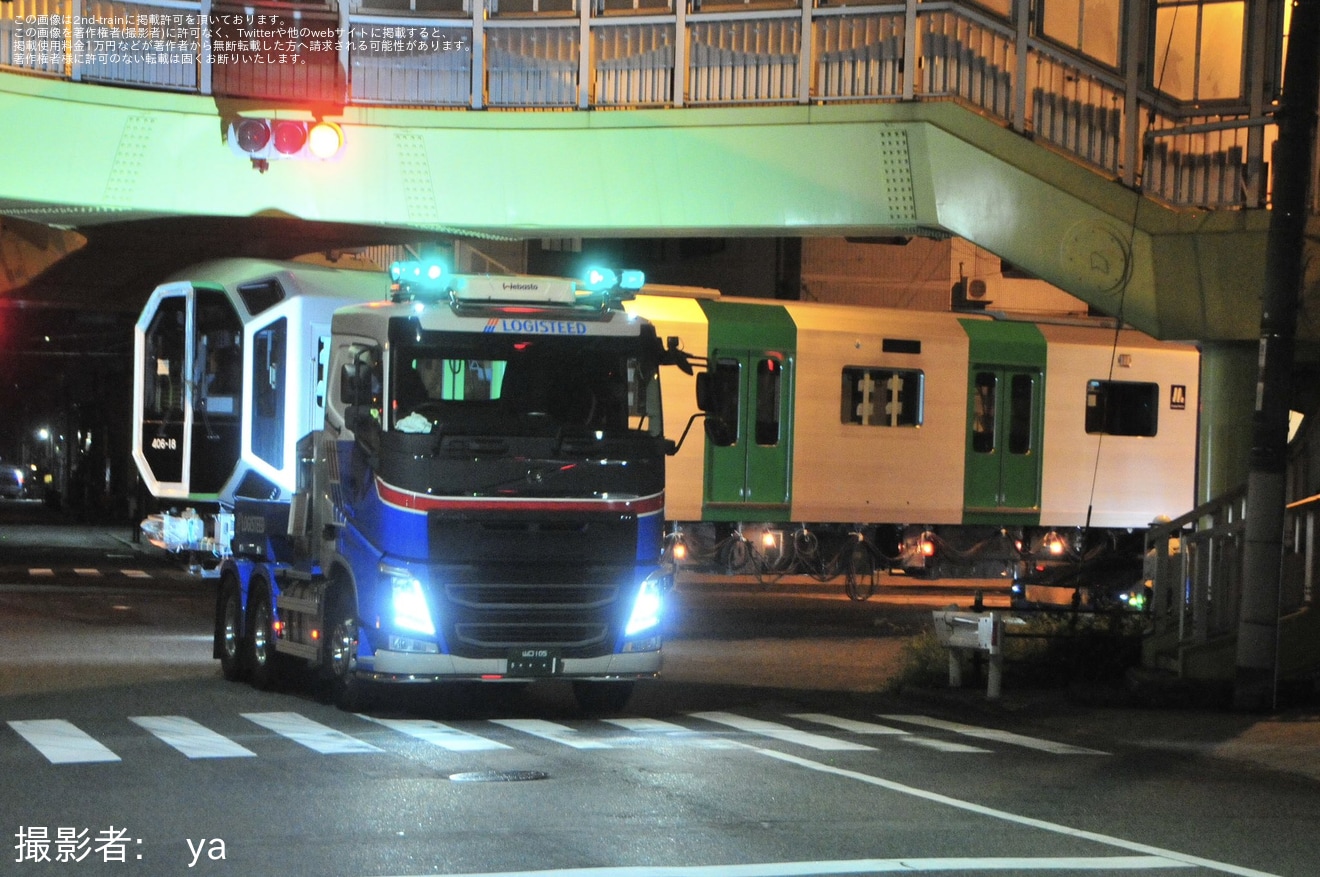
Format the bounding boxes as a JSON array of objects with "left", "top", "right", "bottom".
[
  {"left": 217, "top": 576, "right": 245, "bottom": 682},
  {"left": 572, "top": 681, "right": 633, "bottom": 715},
  {"left": 325, "top": 590, "right": 368, "bottom": 711},
  {"left": 245, "top": 587, "right": 278, "bottom": 690}
]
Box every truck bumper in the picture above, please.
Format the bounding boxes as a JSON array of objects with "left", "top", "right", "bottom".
[{"left": 357, "top": 649, "right": 662, "bottom": 683}]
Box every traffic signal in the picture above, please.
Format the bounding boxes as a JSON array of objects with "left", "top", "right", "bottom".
[{"left": 227, "top": 118, "right": 344, "bottom": 165}]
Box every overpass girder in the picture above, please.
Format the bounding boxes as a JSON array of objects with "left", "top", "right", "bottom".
[{"left": 0, "top": 70, "right": 1276, "bottom": 341}]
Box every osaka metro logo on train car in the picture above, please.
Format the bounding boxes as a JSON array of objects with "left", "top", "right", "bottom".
[{"left": 483, "top": 318, "right": 589, "bottom": 335}]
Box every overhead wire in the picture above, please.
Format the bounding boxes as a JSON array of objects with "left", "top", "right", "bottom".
[{"left": 1082, "top": 0, "right": 1181, "bottom": 533}]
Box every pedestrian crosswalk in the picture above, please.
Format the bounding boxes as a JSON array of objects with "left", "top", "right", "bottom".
[
  {"left": 24, "top": 567, "right": 156, "bottom": 579},
  {"left": 5, "top": 709, "right": 1109, "bottom": 767}
]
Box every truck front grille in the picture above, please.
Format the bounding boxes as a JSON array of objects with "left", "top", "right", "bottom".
[
  {"left": 437, "top": 565, "right": 630, "bottom": 658},
  {"left": 452, "top": 622, "right": 608, "bottom": 650}
]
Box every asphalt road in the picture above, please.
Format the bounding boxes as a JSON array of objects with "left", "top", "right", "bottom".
[{"left": 2, "top": 502, "right": 1320, "bottom": 876}]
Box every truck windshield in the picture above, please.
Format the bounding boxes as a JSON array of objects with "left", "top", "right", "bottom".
[{"left": 389, "top": 333, "right": 662, "bottom": 438}]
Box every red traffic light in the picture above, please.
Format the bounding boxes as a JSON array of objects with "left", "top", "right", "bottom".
[
  {"left": 272, "top": 120, "right": 307, "bottom": 155},
  {"left": 228, "top": 118, "right": 344, "bottom": 164}
]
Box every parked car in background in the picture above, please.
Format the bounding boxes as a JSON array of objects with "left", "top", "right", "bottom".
[{"left": 0, "top": 463, "right": 27, "bottom": 499}]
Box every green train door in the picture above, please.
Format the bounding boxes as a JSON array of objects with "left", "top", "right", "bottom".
[
  {"left": 699, "top": 301, "right": 796, "bottom": 522},
  {"left": 959, "top": 320, "right": 1046, "bottom": 526}
]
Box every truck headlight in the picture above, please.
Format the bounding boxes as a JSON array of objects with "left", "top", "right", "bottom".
[
  {"left": 386, "top": 569, "right": 435, "bottom": 637},
  {"left": 625, "top": 574, "right": 665, "bottom": 637}
]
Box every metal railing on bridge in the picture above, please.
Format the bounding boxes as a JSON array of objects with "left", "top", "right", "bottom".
[
  {"left": 1144, "top": 483, "right": 1320, "bottom": 682},
  {"left": 0, "top": 0, "right": 1304, "bottom": 211}
]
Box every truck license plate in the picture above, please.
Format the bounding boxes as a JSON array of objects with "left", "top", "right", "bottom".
[{"left": 507, "top": 648, "right": 560, "bottom": 676}]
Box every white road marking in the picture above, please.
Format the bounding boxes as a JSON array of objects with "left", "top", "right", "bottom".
[
  {"left": 879, "top": 715, "right": 1109, "bottom": 755},
  {"left": 604, "top": 716, "right": 740, "bottom": 748},
  {"left": 789, "top": 713, "right": 990, "bottom": 753},
  {"left": 788, "top": 713, "right": 910, "bottom": 735},
  {"left": 8, "top": 719, "right": 121, "bottom": 764},
  {"left": 73, "top": 568, "right": 101, "bottom": 576},
  {"left": 378, "top": 855, "right": 1191, "bottom": 876},
  {"left": 491, "top": 718, "right": 614, "bottom": 749},
  {"left": 689, "top": 712, "right": 873, "bottom": 751},
  {"left": 129, "top": 715, "right": 256, "bottom": 759},
  {"left": 122, "top": 569, "right": 152, "bottom": 579},
  {"left": 362, "top": 716, "right": 511, "bottom": 751},
  {"left": 753, "top": 746, "right": 1279, "bottom": 877},
  {"left": 29, "top": 568, "right": 53, "bottom": 576},
  {"left": 241, "top": 712, "right": 381, "bottom": 754}
]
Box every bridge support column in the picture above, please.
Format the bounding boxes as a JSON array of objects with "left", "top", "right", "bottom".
[{"left": 1197, "top": 342, "right": 1256, "bottom": 503}]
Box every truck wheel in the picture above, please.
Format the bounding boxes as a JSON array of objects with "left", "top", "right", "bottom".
[
  {"left": 325, "top": 592, "right": 368, "bottom": 711},
  {"left": 217, "top": 576, "right": 245, "bottom": 682},
  {"left": 245, "top": 587, "right": 278, "bottom": 690},
  {"left": 572, "top": 681, "right": 633, "bottom": 715}
]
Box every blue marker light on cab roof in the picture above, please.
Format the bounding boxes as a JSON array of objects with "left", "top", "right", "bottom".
[
  {"left": 390, "top": 259, "right": 448, "bottom": 285},
  {"left": 579, "top": 266, "right": 645, "bottom": 301},
  {"left": 389, "top": 260, "right": 645, "bottom": 308},
  {"left": 582, "top": 267, "right": 618, "bottom": 292}
]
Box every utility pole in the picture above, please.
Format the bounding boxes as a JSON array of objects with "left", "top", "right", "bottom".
[{"left": 1235, "top": 0, "right": 1320, "bottom": 712}]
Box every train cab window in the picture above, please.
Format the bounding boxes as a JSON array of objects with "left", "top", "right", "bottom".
[
  {"left": 1086, "top": 380, "right": 1158, "bottom": 436},
  {"left": 194, "top": 289, "right": 243, "bottom": 417},
  {"left": 142, "top": 296, "right": 187, "bottom": 422},
  {"left": 972, "top": 371, "right": 997, "bottom": 453},
  {"left": 841, "top": 367, "right": 923, "bottom": 427},
  {"left": 755, "top": 358, "right": 782, "bottom": 446}
]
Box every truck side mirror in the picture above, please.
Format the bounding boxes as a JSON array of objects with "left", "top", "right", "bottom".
[{"left": 663, "top": 336, "right": 694, "bottom": 375}]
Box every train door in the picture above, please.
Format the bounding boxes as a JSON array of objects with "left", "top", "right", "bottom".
[
  {"left": 697, "top": 301, "right": 796, "bottom": 522},
  {"left": 959, "top": 320, "right": 1046, "bottom": 525}
]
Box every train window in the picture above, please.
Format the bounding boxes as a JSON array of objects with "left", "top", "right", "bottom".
[
  {"left": 142, "top": 296, "right": 187, "bottom": 422},
  {"left": 1008, "top": 373, "right": 1035, "bottom": 454},
  {"left": 841, "top": 367, "right": 924, "bottom": 427},
  {"left": 251, "top": 319, "right": 287, "bottom": 467},
  {"left": 972, "top": 372, "right": 997, "bottom": 452},
  {"left": 706, "top": 359, "right": 741, "bottom": 447},
  {"left": 194, "top": 289, "right": 243, "bottom": 417},
  {"left": 755, "top": 359, "right": 781, "bottom": 446},
  {"left": 236, "top": 279, "right": 284, "bottom": 316},
  {"left": 1086, "top": 380, "right": 1159, "bottom": 436}
]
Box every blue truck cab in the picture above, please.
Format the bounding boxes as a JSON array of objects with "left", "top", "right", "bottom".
[{"left": 133, "top": 258, "right": 674, "bottom": 712}]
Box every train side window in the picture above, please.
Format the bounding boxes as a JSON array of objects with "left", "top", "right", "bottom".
[
  {"left": 1008, "top": 373, "right": 1035, "bottom": 454},
  {"left": 1086, "top": 380, "right": 1158, "bottom": 436},
  {"left": 840, "top": 367, "right": 924, "bottom": 427},
  {"left": 251, "top": 318, "right": 287, "bottom": 467},
  {"left": 755, "top": 358, "right": 782, "bottom": 446},
  {"left": 705, "top": 358, "right": 741, "bottom": 447},
  {"left": 972, "top": 371, "right": 997, "bottom": 452}
]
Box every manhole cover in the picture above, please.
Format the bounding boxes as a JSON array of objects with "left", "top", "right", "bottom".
[{"left": 448, "top": 770, "right": 549, "bottom": 783}]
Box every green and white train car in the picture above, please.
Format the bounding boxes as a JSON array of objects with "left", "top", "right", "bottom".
[{"left": 626, "top": 290, "right": 1200, "bottom": 578}]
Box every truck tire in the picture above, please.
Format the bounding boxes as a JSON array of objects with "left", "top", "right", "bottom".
[
  {"left": 572, "top": 680, "right": 633, "bottom": 715},
  {"left": 245, "top": 586, "right": 279, "bottom": 690},
  {"left": 217, "top": 576, "right": 245, "bottom": 682},
  {"left": 325, "top": 589, "right": 368, "bottom": 711}
]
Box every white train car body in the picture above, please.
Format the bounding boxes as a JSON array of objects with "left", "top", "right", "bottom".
[{"left": 628, "top": 292, "right": 1200, "bottom": 577}]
